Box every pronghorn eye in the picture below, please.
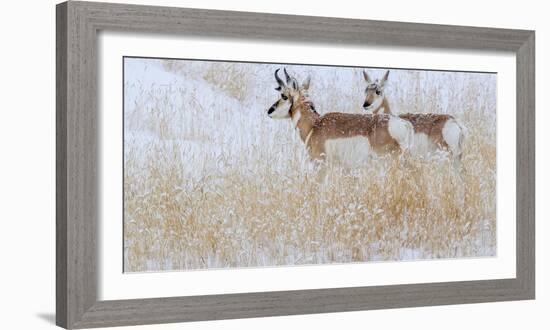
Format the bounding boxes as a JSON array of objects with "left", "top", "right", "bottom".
[
  {"left": 376, "top": 90, "right": 381, "bottom": 96},
  {"left": 281, "top": 94, "right": 288, "bottom": 100}
]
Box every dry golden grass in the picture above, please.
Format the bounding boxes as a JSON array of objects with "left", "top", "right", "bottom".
[{"left": 123, "top": 59, "right": 496, "bottom": 272}]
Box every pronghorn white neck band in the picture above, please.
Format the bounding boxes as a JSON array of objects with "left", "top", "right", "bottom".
[
  {"left": 291, "top": 109, "right": 301, "bottom": 129},
  {"left": 365, "top": 97, "right": 384, "bottom": 113},
  {"left": 304, "top": 129, "right": 314, "bottom": 148}
]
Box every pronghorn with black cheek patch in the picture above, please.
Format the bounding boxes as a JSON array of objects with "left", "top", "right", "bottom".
[
  {"left": 362, "top": 70, "right": 467, "bottom": 162},
  {"left": 267, "top": 68, "right": 413, "bottom": 164}
]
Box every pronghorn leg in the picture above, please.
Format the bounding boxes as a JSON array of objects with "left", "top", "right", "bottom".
[
  {"left": 309, "top": 143, "right": 328, "bottom": 183},
  {"left": 446, "top": 150, "right": 466, "bottom": 207},
  {"left": 453, "top": 152, "right": 466, "bottom": 179},
  {"left": 315, "top": 158, "right": 329, "bottom": 184},
  {"left": 441, "top": 120, "right": 467, "bottom": 206},
  {"left": 397, "top": 144, "right": 413, "bottom": 169}
]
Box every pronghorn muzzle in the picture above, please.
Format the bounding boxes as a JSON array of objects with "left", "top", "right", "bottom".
[
  {"left": 268, "top": 101, "right": 278, "bottom": 115},
  {"left": 268, "top": 99, "right": 285, "bottom": 117}
]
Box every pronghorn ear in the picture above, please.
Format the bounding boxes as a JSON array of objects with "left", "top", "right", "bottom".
[
  {"left": 363, "top": 70, "right": 371, "bottom": 83},
  {"left": 302, "top": 76, "right": 311, "bottom": 90},
  {"left": 380, "top": 70, "right": 390, "bottom": 87}
]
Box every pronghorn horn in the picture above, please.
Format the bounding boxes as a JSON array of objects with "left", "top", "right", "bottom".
[
  {"left": 283, "top": 68, "right": 292, "bottom": 84},
  {"left": 283, "top": 68, "right": 299, "bottom": 89},
  {"left": 274, "top": 69, "right": 285, "bottom": 86}
]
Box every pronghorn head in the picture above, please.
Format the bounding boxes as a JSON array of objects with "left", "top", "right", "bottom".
[
  {"left": 267, "top": 68, "right": 311, "bottom": 119},
  {"left": 362, "top": 70, "right": 389, "bottom": 114}
]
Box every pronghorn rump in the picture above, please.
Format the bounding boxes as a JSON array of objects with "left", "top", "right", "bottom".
[{"left": 399, "top": 113, "right": 467, "bottom": 158}]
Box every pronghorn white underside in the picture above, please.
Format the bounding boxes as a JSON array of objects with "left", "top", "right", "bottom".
[
  {"left": 322, "top": 116, "right": 413, "bottom": 165},
  {"left": 410, "top": 132, "right": 438, "bottom": 156},
  {"left": 407, "top": 119, "right": 466, "bottom": 158},
  {"left": 291, "top": 110, "right": 301, "bottom": 128},
  {"left": 324, "top": 136, "right": 372, "bottom": 165}
]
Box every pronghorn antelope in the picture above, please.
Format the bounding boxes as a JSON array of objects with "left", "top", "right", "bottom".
[
  {"left": 362, "top": 70, "right": 467, "bottom": 161},
  {"left": 267, "top": 68, "right": 413, "bottom": 164}
]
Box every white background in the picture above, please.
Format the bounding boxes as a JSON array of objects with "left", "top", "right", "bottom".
[
  {"left": 100, "top": 33, "right": 516, "bottom": 300},
  {"left": 0, "top": 0, "right": 547, "bottom": 329}
]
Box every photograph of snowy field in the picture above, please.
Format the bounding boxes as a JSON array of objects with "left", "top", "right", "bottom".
[{"left": 123, "top": 56, "right": 496, "bottom": 273}]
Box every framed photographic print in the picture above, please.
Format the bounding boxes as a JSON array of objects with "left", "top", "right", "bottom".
[{"left": 56, "top": 1, "right": 535, "bottom": 328}]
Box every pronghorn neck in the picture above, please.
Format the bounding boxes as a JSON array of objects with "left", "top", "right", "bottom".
[
  {"left": 369, "top": 96, "right": 392, "bottom": 115},
  {"left": 290, "top": 95, "right": 319, "bottom": 144},
  {"left": 380, "top": 98, "right": 392, "bottom": 114}
]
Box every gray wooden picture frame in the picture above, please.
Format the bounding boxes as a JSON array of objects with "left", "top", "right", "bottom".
[{"left": 56, "top": 1, "right": 535, "bottom": 328}]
